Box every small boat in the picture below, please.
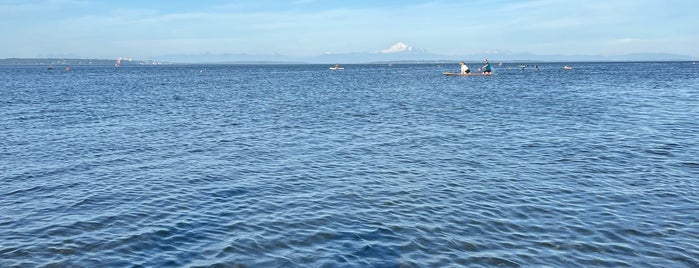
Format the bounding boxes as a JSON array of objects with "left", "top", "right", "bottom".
[
  {"left": 115, "top": 57, "right": 121, "bottom": 67},
  {"left": 329, "top": 64, "right": 344, "bottom": 70},
  {"left": 47, "top": 64, "right": 53, "bottom": 70},
  {"left": 563, "top": 65, "right": 573, "bottom": 70},
  {"left": 442, "top": 72, "right": 492, "bottom": 76}
]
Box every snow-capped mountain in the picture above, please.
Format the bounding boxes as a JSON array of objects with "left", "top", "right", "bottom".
[
  {"left": 307, "top": 42, "right": 443, "bottom": 63},
  {"left": 380, "top": 43, "right": 414, "bottom": 54}
]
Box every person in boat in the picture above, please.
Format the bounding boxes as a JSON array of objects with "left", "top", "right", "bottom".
[
  {"left": 460, "top": 61, "right": 471, "bottom": 74},
  {"left": 65, "top": 65, "right": 70, "bottom": 72},
  {"left": 482, "top": 59, "right": 492, "bottom": 74},
  {"left": 535, "top": 65, "right": 539, "bottom": 71}
]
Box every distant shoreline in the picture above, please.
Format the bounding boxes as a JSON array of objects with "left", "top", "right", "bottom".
[{"left": 0, "top": 58, "right": 165, "bottom": 66}]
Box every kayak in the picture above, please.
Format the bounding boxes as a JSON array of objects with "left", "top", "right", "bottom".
[
  {"left": 329, "top": 67, "right": 345, "bottom": 70},
  {"left": 442, "top": 72, "right": 492, "bottom": 76}
]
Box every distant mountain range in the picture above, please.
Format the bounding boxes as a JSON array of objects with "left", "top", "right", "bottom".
[
  {"left": 2, "top": 43, "right": 695, "bottom": 65},
  {"left": 154, "top": 43, "right": 695, "bottom": 63}
]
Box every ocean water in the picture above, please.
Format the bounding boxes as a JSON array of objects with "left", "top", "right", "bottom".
[{"left": 1, "top": 62, "right": 698, "bottom": 267}]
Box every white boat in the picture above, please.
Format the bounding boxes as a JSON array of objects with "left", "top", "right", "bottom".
[
  {"left": 442, "top": 72, "right": 492, "bottom": 76},
  {"left": 563, "top": 65, "right": 573, "bottom": 70},
  {"left": 330, "top": 64, "right": 344, "bottom": 70},
  {"left": 115, "top": 57, "right": 121, "bottom": 67}
]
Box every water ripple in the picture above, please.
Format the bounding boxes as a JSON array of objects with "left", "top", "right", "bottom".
[{"left": 1, "top": 63, "right": 698, "bottom": 267}]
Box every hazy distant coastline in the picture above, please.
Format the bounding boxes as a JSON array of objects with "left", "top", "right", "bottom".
[{"left": 0, "top": 58, "right": 165, "bottom": 66}]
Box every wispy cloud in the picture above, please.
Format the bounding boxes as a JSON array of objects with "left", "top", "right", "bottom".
[{"left": 613, "top": 38, "right": 642, "bottom": 44}]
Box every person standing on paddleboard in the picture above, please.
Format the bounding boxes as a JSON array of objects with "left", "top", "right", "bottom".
[
  {"left": 482, "top": 59, "right": 492, "bottom": 74},
  {"left": 460, "top": 62, "right": 471, "bottom": 74}
]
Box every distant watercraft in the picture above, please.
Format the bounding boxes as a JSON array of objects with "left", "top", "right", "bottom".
[
  {"left": 65, "top": 65, "right": 70, "bottom": 72},
  {"left": 115, "top": 57, "right": 121, "bottom": 67},
  {"left": 563, "top": 65, "right": 573, "bottom": 70},
  {"left": 47, "top": 64, "right": 53, "bottom": 70},
  {"left": 329, "top": 64, "right": 344, "bottom": 70}
]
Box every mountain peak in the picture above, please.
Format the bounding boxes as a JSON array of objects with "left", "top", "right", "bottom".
[{"left": 380, "top": 42, "right": 414, "bottom": 54}]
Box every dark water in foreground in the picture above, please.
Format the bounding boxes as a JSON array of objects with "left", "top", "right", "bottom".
[{"left": 1, "top": 62, "right": 698, "bottom": 267}]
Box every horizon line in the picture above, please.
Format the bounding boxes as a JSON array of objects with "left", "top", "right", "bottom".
[{"left": 1, "top": 57, "right": 696, "bottom": 66}]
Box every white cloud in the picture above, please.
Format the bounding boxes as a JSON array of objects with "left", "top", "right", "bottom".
[{"left": 613, "top": 38, "right": 642, "bottom": 44}]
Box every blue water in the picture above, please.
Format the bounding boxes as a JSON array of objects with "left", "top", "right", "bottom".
[{"left": 1, "top": 62, "right": 698, "bottom": 267}]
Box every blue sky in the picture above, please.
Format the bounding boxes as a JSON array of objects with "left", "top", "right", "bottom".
[{"left": 1, "top": 0, "right": 697, "bottom": 59}]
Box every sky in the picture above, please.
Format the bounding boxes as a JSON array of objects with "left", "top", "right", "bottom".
[{"left": 1, "top": 0, "right": 698, "bottom": 59}]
